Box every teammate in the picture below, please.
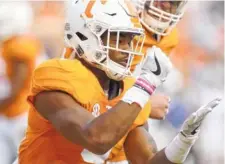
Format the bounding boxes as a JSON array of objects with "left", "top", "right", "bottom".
[
  {"left": 18, "top": 0, "right": 221, "bottom": 164},
  {"left": 131, "top": 0, "right": 188, "bottom": 67},
  {"left": 0, "top": 2, "right": 41, "bottom": 163},
  {"left": 133, "top": 0, "right": 188, "bottom": 67},
  {"left": 129, "top": 0, "right": 188, "bottom": 119}
]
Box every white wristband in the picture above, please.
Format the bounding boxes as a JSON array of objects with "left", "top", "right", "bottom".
[
  {"left": 122, "top": 85, "right": 150, "bottom": 108},
  {"left": 165, "top": 133, "right": 198, "bottom": 163}
]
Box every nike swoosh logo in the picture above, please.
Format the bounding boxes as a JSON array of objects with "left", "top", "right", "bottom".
[
  {"left": 191, "top": 125, "right": 201, "bottom": 135},
  {"left": 104, "top": 12, "right": 117, "bottom": 16},
  {"left": 151, "top": 53, "right": 161, "bottom": 76}
]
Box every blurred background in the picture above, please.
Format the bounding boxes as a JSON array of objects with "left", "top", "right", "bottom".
[
  {"left": 151, "top": 1, "right": 224, "bottom": 164},
  {"left": 0, "top": 1, "right": 224, "bottom": 164}
]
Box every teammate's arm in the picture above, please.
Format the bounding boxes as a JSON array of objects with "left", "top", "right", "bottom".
[
  {"left": 124, "top": 123, "right": 173, "bottom": 164},
  {"left": 0, "top": 58, "right": 28, "bottom": 111},
  {"left": 124, "top": 122, "right": 158, "bottom": 164},
  {"left": 124, "top": 98, "right": 221, "bottom": 164}
]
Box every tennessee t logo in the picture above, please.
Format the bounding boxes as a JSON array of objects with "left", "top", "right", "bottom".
[{"left": 85, "top": 0, "right": 107, "bottom": 18}]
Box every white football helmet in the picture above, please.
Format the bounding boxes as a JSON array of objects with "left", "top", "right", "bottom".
[
  {"left": 0, "top": 2, "right": 33, "bottom": 42},
  {"left": 133, "top": 0, "right": 188, "bottom": 36},
  {"left": 64, "top": 0, "right": 146, "bottom": 81}
]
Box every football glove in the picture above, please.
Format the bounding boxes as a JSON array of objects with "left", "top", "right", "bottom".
[
  {"left": 122, "top": 46, "right": 172, "bottom": 108},
  {"left": 165, "top": 97, "right": 222, "bottom": 163},
  {"left": 181, "top": 97, "right": 222, "bottom": 138},
  {"left": 137, "top": 46, "right": 173, "bottom": 89}
]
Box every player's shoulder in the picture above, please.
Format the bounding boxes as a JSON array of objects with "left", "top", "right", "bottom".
[
  {"left": 35, "top": 58, "right": 89, "bottom": 80},
  {"left": 32, "top": 58, "right": 101, "bottom": 105},
  {"left": 170, "top": 27, "right": 178, "bottom": 35},
  {"left": 164, "top": 27, "right": 179, "bottom": 44},
  {"left": 168, "top": 27, "right": 178, "bottom": 39},
  {"left": 143, "top": 26, "right": 178, "bottom": 47},
  {"left": 157, "top": 27, "right": 179, "bottom": 55}
]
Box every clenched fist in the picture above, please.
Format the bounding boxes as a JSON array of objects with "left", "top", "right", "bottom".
[{"left": 149, "top": 93, "right": 170, "bottom": 120}]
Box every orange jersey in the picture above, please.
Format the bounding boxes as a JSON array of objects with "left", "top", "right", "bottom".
[
  {"left": 131, "top": 27, "right": 179, "bottom": 71},
  {"left": 1, "top": 36, "right": 41, "bottom": 117},
  {"left": 19, "top": 59, "right": 151, "bottom": 164},
  {"left": 142, "top": 27, "right": 179, "bottom": 56}
]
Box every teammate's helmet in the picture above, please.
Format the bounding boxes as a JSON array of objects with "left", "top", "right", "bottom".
[
  {"left": 0, "top": 2, "right": 33, "bottom": 41},
  {"left": 64, "top": 0, "right": 145, "bottom": 81},
  {"left": 134, "top": 0, "right": 188, "bottom": 36}
]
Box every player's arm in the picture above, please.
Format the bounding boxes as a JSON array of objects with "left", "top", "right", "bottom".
[
  {"left": 149, "top": 93, "right": 170, "bottom": 120},
  {"left": 124, "top": 123, "right": 174, "bottom": 164},
  {"left": 34, "top": 46, "right": 172, "bottom": 155},
  {"left": 0, "top": 58, "right": 28, "bottom": 111},
  {"left": 124, "top": 98, "right": 221, "bottom": 164},
  {"left": 124, "top": 122, "right": 158, "bottom": 164},
  {"left": 35, "top": 90, "right": 143, "bottom": 155}
]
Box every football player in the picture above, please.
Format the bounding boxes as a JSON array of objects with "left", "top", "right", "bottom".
[
  {"left": 133, "top": 0, "right": 187, "bottom": 56},
  {"left": 17, "top": 0, "right": 221, "bottom": 164},
  {"left": 0, "top": 2, "right": 41, "bottom": 163},
  {"left": 128, "top": 0, "right": 188, "bottom": 120},
  {"left": 63, "top": 0, "right": 174, "bottom": 121}
]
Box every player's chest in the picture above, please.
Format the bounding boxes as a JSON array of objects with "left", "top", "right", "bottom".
[
  {"left": 88, "top": 97, "right": 119, "bottom": 117},
  {"left": 80, "top": 80, "right": 124, "bottom": 117}
]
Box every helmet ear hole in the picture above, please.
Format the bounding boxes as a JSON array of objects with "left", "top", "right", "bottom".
[
  {"left": 76, "top": 32, "right": 88, "bottom": 41},
  {"left": 67, "top": 34, "right": 73, "bottom": 40}
]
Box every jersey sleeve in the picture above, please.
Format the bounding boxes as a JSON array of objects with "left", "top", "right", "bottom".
[
  {"left": 30, "top": 60, "right": 74, "bottom": 99},
  {"left": 2, "top": 36, "right": 41, "bottom": 62},
  {"left": 29, "top": 59, "right": 94, "bottom": 106}
]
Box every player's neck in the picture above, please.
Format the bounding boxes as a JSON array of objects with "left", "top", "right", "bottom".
[
  {"left": 80, "top": 59, "right": 110, "bottom": 91},
  {"left": 80, "top": 59, "right": 122, "bottom": 99},
  {"left": 93, "top": 73, "right": 122, "bottom": 100}
]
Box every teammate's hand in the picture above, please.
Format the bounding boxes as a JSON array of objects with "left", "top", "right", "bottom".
[
  {"left": 181, "top": 98, "right": 222, "bottom": 137},
  {"left": 138, "top": 46, "right": 173, "bottom": 88},
  {"left": 149, "top": 93, "right": 170, "bottom": 120}
]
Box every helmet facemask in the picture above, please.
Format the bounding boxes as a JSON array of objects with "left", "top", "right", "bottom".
[
  {"left": 141, "top": 0, "right": 187, "bottom": 36},
  {"left": 72, "top": 17, "right": 146, "bottom": 81},
  {"left": 97, "top": 27, "right": 145, "bottom": 81}
]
